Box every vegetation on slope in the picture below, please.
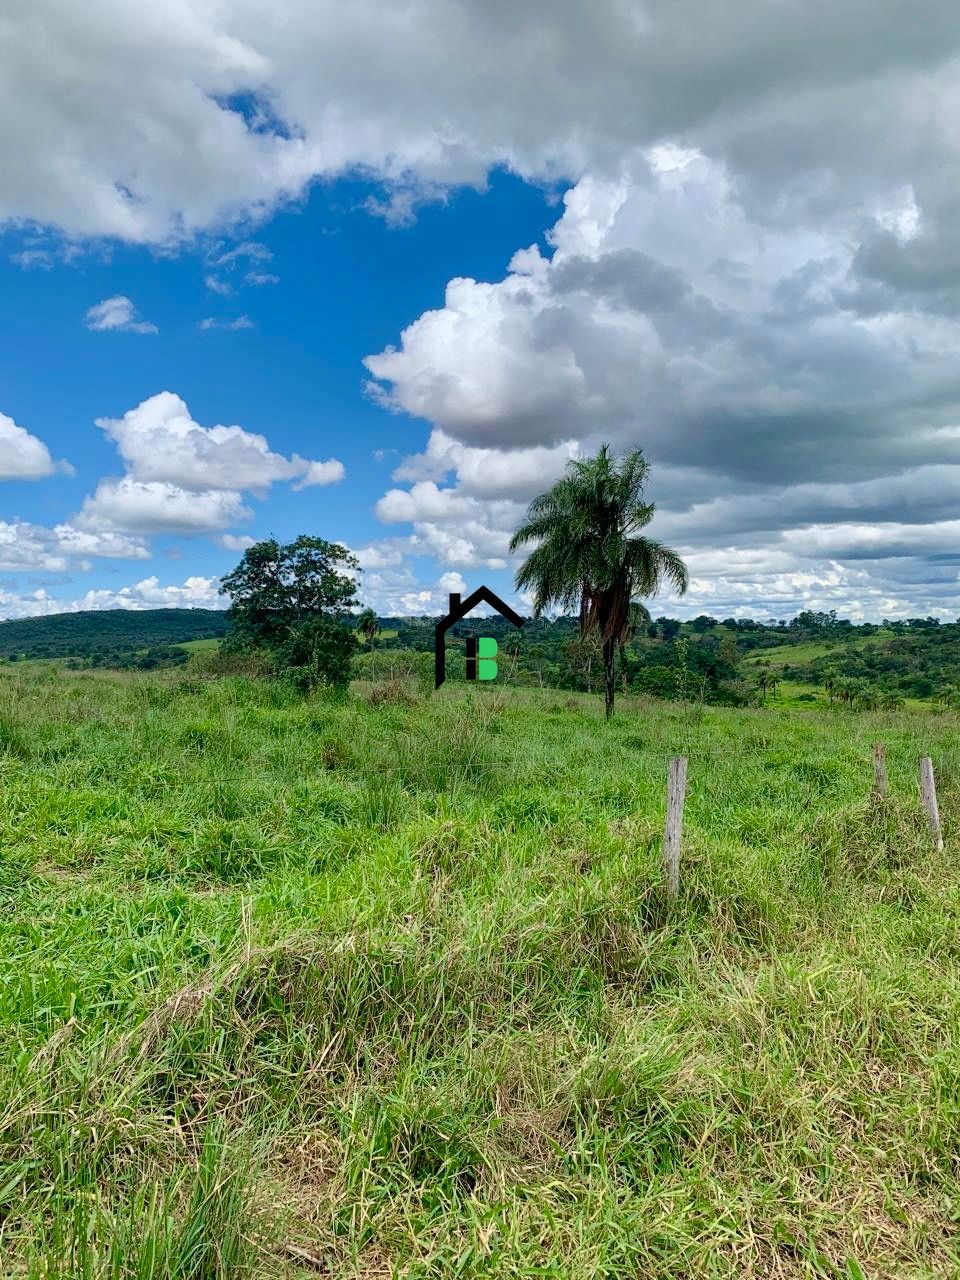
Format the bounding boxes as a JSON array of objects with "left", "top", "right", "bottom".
[
  {"left": 0, "top": 608, "right": 228, "bottom": 667},
  {"left": 1, "top": 663, "right": 958, "bottom": 1275}
]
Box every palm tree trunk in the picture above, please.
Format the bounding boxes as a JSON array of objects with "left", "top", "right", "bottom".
[{"left": 603, "top": 636, "right": 616, "bottom": 719}]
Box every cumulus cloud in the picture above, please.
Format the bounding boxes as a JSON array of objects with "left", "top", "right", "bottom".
[
  {"left": 0, "top": 412, "right": 71, "bottom": 480},
  {"left": 218, "top": 533, "right": 257, "bottom": 551},
  {"left": 5, "top": 1, "right": 960, "bottom": 617},
  {"left": 0, "top": 519, "right": 147, "bottom": 572},
  {"left": 1, "top": 2, "right": 958, "bottom": 246},
  {"left": 76, "top": 392, "right": 345, "bottom": 535},
  {"left": 292, "top": 458, "right": 346, "bottom": 489},
  {"left": 365, "top": 148, "right": 960, "bottom": 618},
  {"left": 358, "top": 565, "right": 509, "bottom": 618},
  {"left": 76, "top": 477, "right": 253, "bottom": 535},
  {"left": 96, "top": 392, "right": 340, "bottom": 494},
  {"left": 85, "top": 295, "right": 158, "bottom": 334}
]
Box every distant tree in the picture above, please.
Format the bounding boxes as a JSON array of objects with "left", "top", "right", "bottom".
[
  {"left": 691, "top": 615, "right": 718, "bottom": 633},
  {"left": 220, "top": 536, "right": 359, "bottom": 651},
  {"left": 220, "top": 536, "right": 360, "bottom": 689},
  {"left": 356, "top": 607, "right": 381, "bottom": 648},
  {"left": 756, "top": 669, "right": 780, "bottom": 704},
  {"left": 510, "top": 445, "right": 688, "bottom": 719},
  {"left": 617, "top": 600, "right": 651, "bottom": 690}
]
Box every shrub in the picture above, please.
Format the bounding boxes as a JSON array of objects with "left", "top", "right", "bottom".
[{"left": 276, "top": 615, "right": 355, "bottom": 692}]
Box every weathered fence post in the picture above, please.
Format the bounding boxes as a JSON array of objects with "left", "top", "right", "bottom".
[
  {"left": 873, "top": 743, "right": 887, "bottom": 800},
  {"left": 662, "top": 756, "right": 688, "bottom": 898},
  {"left": 920, "top": 757, "right": 943, "bottom": 851}
]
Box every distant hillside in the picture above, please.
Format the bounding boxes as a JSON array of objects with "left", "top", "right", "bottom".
[{"left": 0, "top": 608, "right": 230, "bottom": 663}]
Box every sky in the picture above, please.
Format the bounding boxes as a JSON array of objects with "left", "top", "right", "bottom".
[{"left": 1, "top": 0, "right": 959, "bottom": 623}]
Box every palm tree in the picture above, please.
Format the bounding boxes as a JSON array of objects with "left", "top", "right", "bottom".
[
  {"left": 510, "top": 445, "right": 688, "bottom": 719},
  {"left": 356, "top": 607, "right": 380, "bottom": 648},
  {"left": 756, "top": 670, "right": 772, "bottom": 704}
]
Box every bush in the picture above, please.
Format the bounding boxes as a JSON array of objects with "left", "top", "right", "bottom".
[{"left": 276, "top": 615, "right": 355, "bottom": 692}]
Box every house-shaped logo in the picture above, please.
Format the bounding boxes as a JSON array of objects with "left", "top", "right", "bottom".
[{"left": 434, "top": 587, "right": 525, "bottom": 689}]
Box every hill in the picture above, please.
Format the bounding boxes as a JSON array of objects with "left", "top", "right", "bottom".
[
  {"left": 1, "top": 665, "right": 958, "bottom": 1274},
  {"left": 0, "top": 607, "right": 230, "bottom": 665}
]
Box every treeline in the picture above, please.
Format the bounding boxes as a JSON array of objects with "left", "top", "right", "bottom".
[
  {"left": 360, "top": 608, "right": 959, "bottom": 707},
  {"left": 0, "top": 609, "right": 229, "bottom": 666},
  {"left": 2, "top": 603, "right": 956, "bottom": 707}
]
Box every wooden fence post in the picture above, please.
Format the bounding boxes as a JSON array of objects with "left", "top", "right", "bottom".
[
  {"left": 663, "top": 756, "right": 688, "bottom": 898},
  {"left": 873, "top": 743, "right": 887, "bottom": 800},
  {"left": 920, "top": 757, "right": 943, "bottom": 851}
]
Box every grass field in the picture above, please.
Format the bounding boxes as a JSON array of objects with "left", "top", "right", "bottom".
[
  {"left": 176, "top": 638, "right": 222, "bottom": 654},
  {"left": 1, "top": 664, "right": 958, "bottom": 1277},
  {"left": 742, "top": 633, "right": 895, "bottom": 669}
]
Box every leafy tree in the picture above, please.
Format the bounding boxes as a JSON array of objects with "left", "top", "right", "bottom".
[
  {"left": 220, "top": 536, "right": 360, "bottom": 690},
  {"left": 220, "top": 536, "right": 359, "bottom": 651},
  {"left": 510, "top": 444, "right": 688, "bottom": 718},
  {"left": 617, "top": 600, "right": 651, "bottom": 691}
]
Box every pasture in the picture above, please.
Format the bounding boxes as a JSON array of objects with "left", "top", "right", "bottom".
[{"left": 1, "top": 664, "right": 958, "bottom": 1277}]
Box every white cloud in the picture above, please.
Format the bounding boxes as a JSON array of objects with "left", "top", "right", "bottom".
[
  {"left": 10, "top": 249, "right": 53, "bottom": 270},
  {"left": 350, "top": 540, "right": 407, "bottom": 570},
  {"left": 364, "top": 150, "right": 960, "bottom": 619},
  {"left": 198, "top": 314, "right": 254, "bottom": 330},
  {"left": 95, "top": 391, "right": 342, "bottom": 495},
  {"left": 204, "top": 274, "right": 234, "bottom": 295},
  {"left": 218, "top": 533, "right": 257, "bottom": 551},
  {"left": 245, "top": 271, "right": 279, "bottom": 286},
  {"left": 5, "top": 2, "right": 960, "bottom": 619},
  {"left": 358, "top": 566, "right": 513, "bottom": 617},
  {"left": 292, "top": 458, "right": 346, "bottom": 489},
  {"left": 212, "top": 241, "right": 273, "bottom": 267},
  {"left": 85, "top": 295, "right": 157, "bottom": 334},
  {"left": 0, "top": 575, "right": 224, "bottom": 621},
  {"left": 0, "top": 412, "right": 70, "bottom": 480},
  {"left": 1, "top": 2, "right": 958, "bottom": 246},
  {"left": 77, "top": 477, "right": 252, "bottom": 535},
  {"left": 74, "top": 391, "right": 345, "bottom": 538},
  {"left": 0, "top": 519, "right": 147, "bottom": 572}
]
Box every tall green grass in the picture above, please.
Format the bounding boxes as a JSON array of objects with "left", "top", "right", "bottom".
[{"left": 0, "top": 664, "right": 958, "bottom": 1276}]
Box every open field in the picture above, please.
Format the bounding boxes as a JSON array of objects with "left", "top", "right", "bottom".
[
  {"left": 741, "top": 634, "right": 896, "bottom": 669},
  {"left": 176, "top": 638, "right": 223, "bottom": 654},
  {"left": 1, "top": 664, "right": 959, "bottom": 1276}
]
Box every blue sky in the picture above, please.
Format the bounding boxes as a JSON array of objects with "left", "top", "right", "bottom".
[
  {"left": 1, "top": 2, "right": 959, "bottom": 621},
  {"left": 0, "top": 173, "right": 560, "bottom": 616}
]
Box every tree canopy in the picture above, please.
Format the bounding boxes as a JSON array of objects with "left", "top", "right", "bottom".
[
  {"left": 219, "top": 536, "right": 360, "bottom": 688},
  {"left": 219, "top": 536, "right": 359, "bottom": 652}
]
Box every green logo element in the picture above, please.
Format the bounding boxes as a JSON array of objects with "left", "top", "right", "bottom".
[{"left": 477, "top": 636, "right": 498, "bottom": 681}]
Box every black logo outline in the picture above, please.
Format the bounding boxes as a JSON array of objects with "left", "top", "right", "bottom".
[{"left": 434, "top": 588, "right": 525, "bottom": 689}]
